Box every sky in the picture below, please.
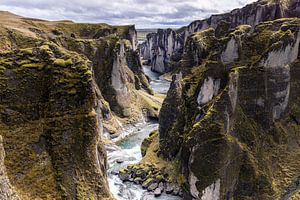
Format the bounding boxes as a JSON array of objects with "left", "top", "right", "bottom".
[{"left": 0, "top": 0, "right": 256, "bottom": 29}]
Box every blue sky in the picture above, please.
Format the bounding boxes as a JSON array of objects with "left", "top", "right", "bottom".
[{"left": 0, "top": 0, "right": 256, "bottom": 28}]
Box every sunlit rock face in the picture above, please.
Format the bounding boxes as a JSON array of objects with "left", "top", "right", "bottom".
[
  {"left": 197, "top": 77, "right": 220, "bottom": 105},
  {"left": 140, "top": 0, "right": 300, "bottom": 73},
  {"left": 158, "top": 18, "right": 300, "bottom": 200},
  {"left": 0, "top": 136, "right": 20, "bottom": 200}
]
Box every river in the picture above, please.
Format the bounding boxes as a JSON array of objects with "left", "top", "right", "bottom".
[{"left": 106, "top": 65, "right": 181, "bottom": 200}]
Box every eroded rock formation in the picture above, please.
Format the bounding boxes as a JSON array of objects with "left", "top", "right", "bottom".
[
  {"left": 158, "top": 18, "right": 300, "bottom": 199},
  {"left": 0, "top": 44, "right": 113, "bottom": 199},
  {"left": 0, "top": 11, "right": 156, "bottom": 199},
  {"left": 140, "top": 0, "right": 300, "bottom": 73}
]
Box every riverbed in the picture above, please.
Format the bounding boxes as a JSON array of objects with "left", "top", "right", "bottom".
[{"left": 106, "top": 66, "right": 180, "bottom": 200}]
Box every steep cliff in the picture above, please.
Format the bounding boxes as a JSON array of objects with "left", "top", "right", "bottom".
[
  {"left": 140, "top": 0, "right": 300, "bottom": 73},
  {"left": 0, "top": 44, "right": 113, "bottom": 199},
  {"left": 0, "top": 11, "right": 156, "bottom": 199},
  {"left": 0, "top": 136, "right": 20, "bottom": 200},
  {"left": 158, "top": 18, "right": 300, "bottom": 199}
]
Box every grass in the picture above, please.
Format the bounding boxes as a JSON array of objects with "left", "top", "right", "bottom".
[{"left": 140, "top": 133, "right": 184, "bottom": 185}]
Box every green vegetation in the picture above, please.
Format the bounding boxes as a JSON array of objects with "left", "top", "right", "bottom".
[
  {"left": 156, "top": 17, "right": 300, "bottom": 199},
  {"left": 53, "top": 58, "right": 73, "bottom": 67}
]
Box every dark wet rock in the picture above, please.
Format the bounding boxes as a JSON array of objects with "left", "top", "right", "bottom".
[
  {"left": 111, "top": 170, "right": 119, "bottom": 175},
  {"left": 158, "top": 182, "right": 165, "bottom": 191},
  {"left": 136, "top": 169, "right": 147, "bottom": 179},
  {"left": 172, "top": 185, "right": 180, "bottom": 196},
  {"left": 116, "top": 159, "right": 124, "bottom": 164},
  {"left": 142, "top": 178, "right": 155, "bottom": 189},
  {"left": 134, "top": 177, "right": 143, "bottom": 184},
  {"left": 165, "top": 183, "right": 174, "bottom": 194},
  {"left": 154, "top": 187, "right": 163, "bottom": 197},
  {"left": 147, "top": 182, "right": 158, "bottom": 191},
  {"left": 178, "top": 189, "right": 183, "bottom": 197},
  {"left": 119, "top": 169, "right": 131, "bottom": 181}
]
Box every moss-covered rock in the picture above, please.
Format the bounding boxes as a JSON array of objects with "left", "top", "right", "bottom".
[
  {"left": 0, "top": 44, "right": 113, "bottom": 199},
  {"left": 0, "top": 10, "right": 157, "bottom": 200},
  {"left": 139, "top": 0, "right": 300, "bottom": 73},
  {"left": 141, "top": 130, "right": 158, "bottom": 156},
  {"left": 158, "top": 18, "right": 300, "bottom": 199}
]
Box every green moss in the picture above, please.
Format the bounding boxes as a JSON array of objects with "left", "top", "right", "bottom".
[
  {"left": 53, "top": 59, "right": 66, "bottom": 67},
  {"left": 64, "top": 59, "right": 73, "bottom": 66},
  {"left": 21, "top": 63, "right": 45, "bottom": 69},
  {"left": 88, "top": 109, "right": 97, "bottom": 118},
  {"left": 20, "top": 48, "right": 33, "bottom": 55},
  {"left": 143, "top": 178, "right": 154, "bottom": 185},
  {"left": 28, "top": 57, "right": 41, "bottom": 62},
  {"left": 231, "top": 66, "right": 247, "bottom": 73},
  {"left": 39, "top": 44, "right": 51, "bottom": 51},
  {"left": 0, "top": 65, "right": 6, "bottom": 72},
  {"left": 68, "top": 88, "right": 77, "bottom": 95},
  {"left": 0, "top": 59, "right": 13, "bottom": 67},
  {"left": 229, "top": 24, "right": 251, "bottom": 37},
  {"left": 84, "top": 70, "right": 92, "bottom": 76},
  {"left": 17, "top": 59, "right": 31, "bottom": 65},
  {"left": 76, "top": 177, "right": 92, "bottom": 200},
  {"left": 53, "top": 58, "right": 73, "bottom": 67},
  {"left": 119, "top": 168, "right": 128, "bottom": 174},
  {"left": 141, "top": 130, "right": 158, "bottom": 156}
]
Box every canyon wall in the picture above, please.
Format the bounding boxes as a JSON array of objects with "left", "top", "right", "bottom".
[
  {"left": 158, "top": 18, "right": 300, "bottom": 199},
  {"left": 140, "top": 0, "right": 300, "bottom": 73},
  {"left": 0, "top": 11, "right": 154, "bottom": 199}
]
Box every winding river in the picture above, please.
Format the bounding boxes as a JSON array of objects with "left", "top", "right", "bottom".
[{"left": 106, "top": 66, "right": 181, "bottom": 200}]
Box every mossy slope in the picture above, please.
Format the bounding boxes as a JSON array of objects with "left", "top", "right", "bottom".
[
  {"left": 158, "top": 18, "right": 300, "bottom": 199},
  {"left": 0, "top": 44, "right": 113, "bottom": 199}
]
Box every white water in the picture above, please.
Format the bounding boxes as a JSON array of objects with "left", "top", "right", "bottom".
[
  {"left": 143, "top": 65, "right": 170, "bottom": 94},
  {"left": 106, "top": 66, "right": 181, "bottom": 200}
]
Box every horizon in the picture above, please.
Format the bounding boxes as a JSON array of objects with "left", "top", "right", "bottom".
[{"left": 0, "top": 0, "right": 256, "bottom": 29}]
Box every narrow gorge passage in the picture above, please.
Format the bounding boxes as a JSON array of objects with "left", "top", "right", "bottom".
[
  {"left": 106, "top": 65, "right": 177, "bottom": 200},
  {"left": 1, "top": 1, "right": 300, "bottom": 199}
]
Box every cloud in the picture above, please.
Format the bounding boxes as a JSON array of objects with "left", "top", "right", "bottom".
[{"left": 0, "top": 0, "right": 256, "bottom": 28}]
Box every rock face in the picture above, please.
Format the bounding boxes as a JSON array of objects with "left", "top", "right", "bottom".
[
  {"left": 0, "top": 136, "right": 20, "bottom": 200},
  {"left": 158, "top": 18, "right": 300, "bottom": 199},
  {"left": 0, "top": 44, "right": 112, "bottom": 199},
  {"left": 159, "top": 73, "right": 184, "bottom": 159},
  {"left": 0, "top": 12, "right": 153, "bottom": 199},
  {"left": 140, "top": 0, "right": 300, "bottom": 73}
]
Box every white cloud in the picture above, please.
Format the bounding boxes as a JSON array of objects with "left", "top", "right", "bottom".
[{"left": 0, "top": 0, "right": 256, "bottom": 28}]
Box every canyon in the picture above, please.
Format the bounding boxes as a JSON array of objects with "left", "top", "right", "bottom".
[{"left": 0, "top": 0, "right": 300, "bottom": 199}]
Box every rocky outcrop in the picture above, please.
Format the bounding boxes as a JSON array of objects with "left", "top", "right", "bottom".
[
  {"left": 140, "top": 29, "right": 182, "bottom": 73},
  {"left": 0, "top": 12, "right": 155, "bottom": 199},
  {"left": 0, "top": 44, "right": 113, "bottom": 199},
  {"left": 158, "top": 18, "right": 300, "bottom": 199},
  {"left": 140, "top": 0, "right": 300, "bottom": 73},
  {"left": 0, "top": 136, "right": 20, "bottom": 200},
  {"left": 158, "top": 73, "right": 184, "bottom": 159},
  {"left": 0, "top": 11, "right": 159, "bottom": 133}
]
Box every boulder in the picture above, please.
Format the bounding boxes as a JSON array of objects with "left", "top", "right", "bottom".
[
  {"left": 154, "top": 188, "right": 162, "bottom": 197},
  {"left": 165, "top": 183, "right": 174, "bottom": 194}
]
